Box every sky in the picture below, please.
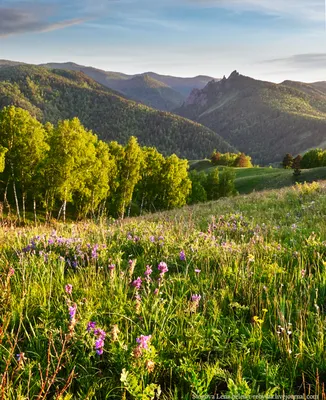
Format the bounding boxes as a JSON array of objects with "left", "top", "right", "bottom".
[{"left": 1, "top": 0, "right": 326, "bottom": 82}]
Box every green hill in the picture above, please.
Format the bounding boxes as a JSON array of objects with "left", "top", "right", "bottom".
[
  {"left": 0, "top": 65, "right": 235, "bottom": 159},
  {"left": 108, "top": 74, "right": 185, "bottom": 111},
  {"left": 176, "top": 71, "right": 326, "bottom": 164},
  {"left": 190, "top": 160, "right": 326, "bottom": 194}
]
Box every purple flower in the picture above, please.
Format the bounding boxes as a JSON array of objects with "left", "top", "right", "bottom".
[
  {"left": 108, "top": 264, "right": 115, "bottom": 270},
  {"left": 132, "top": 277, "right": 142, "bottom": 290},
  {"left": 65, "top": 284, "right": 73, "bottom": 295},
  {"left": 136, "top": 335, "right": 152, "bottom": 350},
  {"left": 191, "top": 294, "right": 201, "bottom": 302},
  {"left": 48, "top": 238, "right": 54, "bottom": 245},
  {"left": 154, "top": 288, "right": 159, "bottom": 295},
  {"left": 91, "top": 245, "right": 99, "bottom": 259},
  {"left": 179, "top": 251, "right": 186, "bottom": 261},
  {"left": 87, "top": 321, "right": 96, "bottom": 332},
  {"left": 69, "top": 304, "right": 77, "bottom": 320},
  {"left": 8, "top": 267, "right": 15, "bottom": 277},
  {"left": 96, "top": 348, "right": 103, "bottom": 355},
  {"left": 94, "top": 328, "right": 106, "bottom": 339},
  {"left": 144, "top": 265, "right": 152, "bottom": 277},
  {"left": 195, "top": 269, "right": 201, "bottom": 274},
  {"left": 158, "top": 262, "right": 168, "bottom": 275},
  {"left": 149, "top": 236, "right": 155, "bottom": 243},
  {"left": 95, "top": 338, "right": 105, "bottom": 349}
]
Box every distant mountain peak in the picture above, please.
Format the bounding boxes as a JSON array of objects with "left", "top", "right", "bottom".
[{"left": 228, "top": 70, "right": 240, "bottom": 79}]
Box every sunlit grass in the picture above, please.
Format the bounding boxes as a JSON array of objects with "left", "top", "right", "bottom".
[{"left": 0, "top": 182, "right": 325, "bottom": 399}]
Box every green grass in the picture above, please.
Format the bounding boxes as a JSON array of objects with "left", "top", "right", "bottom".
[
  {"left": 190, "top": 160, "right": 326, "bottom": 194},
  {"left": 0, "top": 182, "right": 326, "bottom": 398}
]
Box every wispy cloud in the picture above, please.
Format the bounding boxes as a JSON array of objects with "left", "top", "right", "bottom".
[
  {"left": 184, "top": 0, "right": 325, "bottom": 21},
  {"left": 264, "top": 53, "right": 326, "bottom": 69},
  {"left": 0, "top": 7, "right": 85, "bottom": 38}
]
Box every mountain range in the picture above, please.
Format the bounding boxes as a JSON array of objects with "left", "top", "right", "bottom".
[
  {"left": 1, "top": 60, "right": 326, "bottom": 164},
  {"left": 0, "top": 60, "right": 215, "bottom": 112},
  {"left": 0, "top": 64, "right": 234, "bottom": 159},
  {"left": 176, "top": 71, "right": 326, "bottom": 164}
]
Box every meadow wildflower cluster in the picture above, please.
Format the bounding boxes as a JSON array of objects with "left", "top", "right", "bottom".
[{"left": 0, "top": 183, "right": 325, "bottom": 399}]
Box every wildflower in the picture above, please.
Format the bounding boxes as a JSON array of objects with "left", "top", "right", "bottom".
[
  {"left": 132, "top": 277, "right": 142, "bottom": 290},
  {"left": 179, "top": 250, "right": 186, "bottom": 261},
  {"left": 136, "top": 335, "right": 152, "bottom": 350},
  {"left": 87, "top": 321, "right": 96, "bottom": 332},
  {"left": 94, "top": 328, "right": 106, "bottom": 339},
  {"left": 111, "top": 324, "right": 120, "bottom": 342},
  {"left": 191, "top": 294, "right": 201, "bottom": 302},
  {"left": 69, "top": 304, "right": 77, "bottom": 320},
  {"left": 149, "top": 236, "right": 155, "bottom": 243},
  {"left": 91, "top": 245, "right": 99, "bottom": 259},
  {"left": 145, "top": 360, "right": 155, "bottom": 373},
  {"left": 195, "top": 269, "right": 201, "bottom": 274},
  {"left": 144, "top": 265, "right": 152, "bottom": 277},
  {"left": 301, "top": 269, "right": 306, "bottom": 278},
  {"left": 65, "top": 284, "right": 73, "bottom": 295},
  {"left": 190, "top": 294, "right": 201, "bottom": 312},
  {"left": 158, "top": 261, "right": 168, "bottom": 275},
  {"left": 108, "top": 264, "right": 115, "bottom": 270},
  {"left": 154, "top": 288, "right": 159, "bottom": 295},
  {"left": 8, "top": 267, "right": 15, "bottom": 277}
]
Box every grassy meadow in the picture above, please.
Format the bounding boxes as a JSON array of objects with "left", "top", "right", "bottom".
[
  {"left": 189, "top": 160, "right": 326, "bottom": 194},
  {"left": 0, "top": 182, "right": 326, "bottom": 399}
]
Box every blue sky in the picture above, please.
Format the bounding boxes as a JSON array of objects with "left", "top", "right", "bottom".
[{"left": 1, "top": 0, "right": 326, "bottom": 82}]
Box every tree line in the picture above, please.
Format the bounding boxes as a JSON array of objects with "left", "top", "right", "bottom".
[
  {"left": 282, "top": 149, "right": 326, "bottom": 171},
  {"left": 211, "top": 151, "right": 253, "bottom": 168},
  {"left": 0, "top": 106, "right": 194, "bottom": 222},
  {"left": 0, "top": 106, "right": 238, "bottom": 222}
]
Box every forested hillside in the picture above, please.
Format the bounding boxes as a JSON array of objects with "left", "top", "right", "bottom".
[
  {"left": 176, "top": 71, "right": 326, "bottom": 164},
  {"left": 0, "top": 65, "right": 234, "bottom": 159}
]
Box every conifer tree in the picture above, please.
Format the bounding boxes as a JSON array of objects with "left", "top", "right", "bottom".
[{"left": 282, "top": 153, "right": 294, "bottom": 169}]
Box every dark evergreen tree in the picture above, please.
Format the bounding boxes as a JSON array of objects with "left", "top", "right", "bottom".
[{"left": 282, "top": 153, "right": 294, "bottom": 169}]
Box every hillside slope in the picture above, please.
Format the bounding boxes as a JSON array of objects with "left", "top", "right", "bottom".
[
  {"left": 39, "top": 62, "right": 214, "bottom": 110},
  {"left": 106, "top": 74, "right": 185, "bottom": 111},
  {"left": 0, "top": 65, "right": 235, "bottom": 159},
  {"left": 176, "top": 71, "right": 326, "bottom": 164}
]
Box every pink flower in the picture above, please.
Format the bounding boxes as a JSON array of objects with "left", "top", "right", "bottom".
[
  {"left": 144, "top": 265, "right": 152, "bottom": 277},
  {"left": 132, "top": 277, "right": 142, "bottom": 290},
  {"left": 65, "top": 284, "right": 73, "bottom": 295},
  {"left": 158, "top": 262, "right": 168, "bottom": 275}
]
